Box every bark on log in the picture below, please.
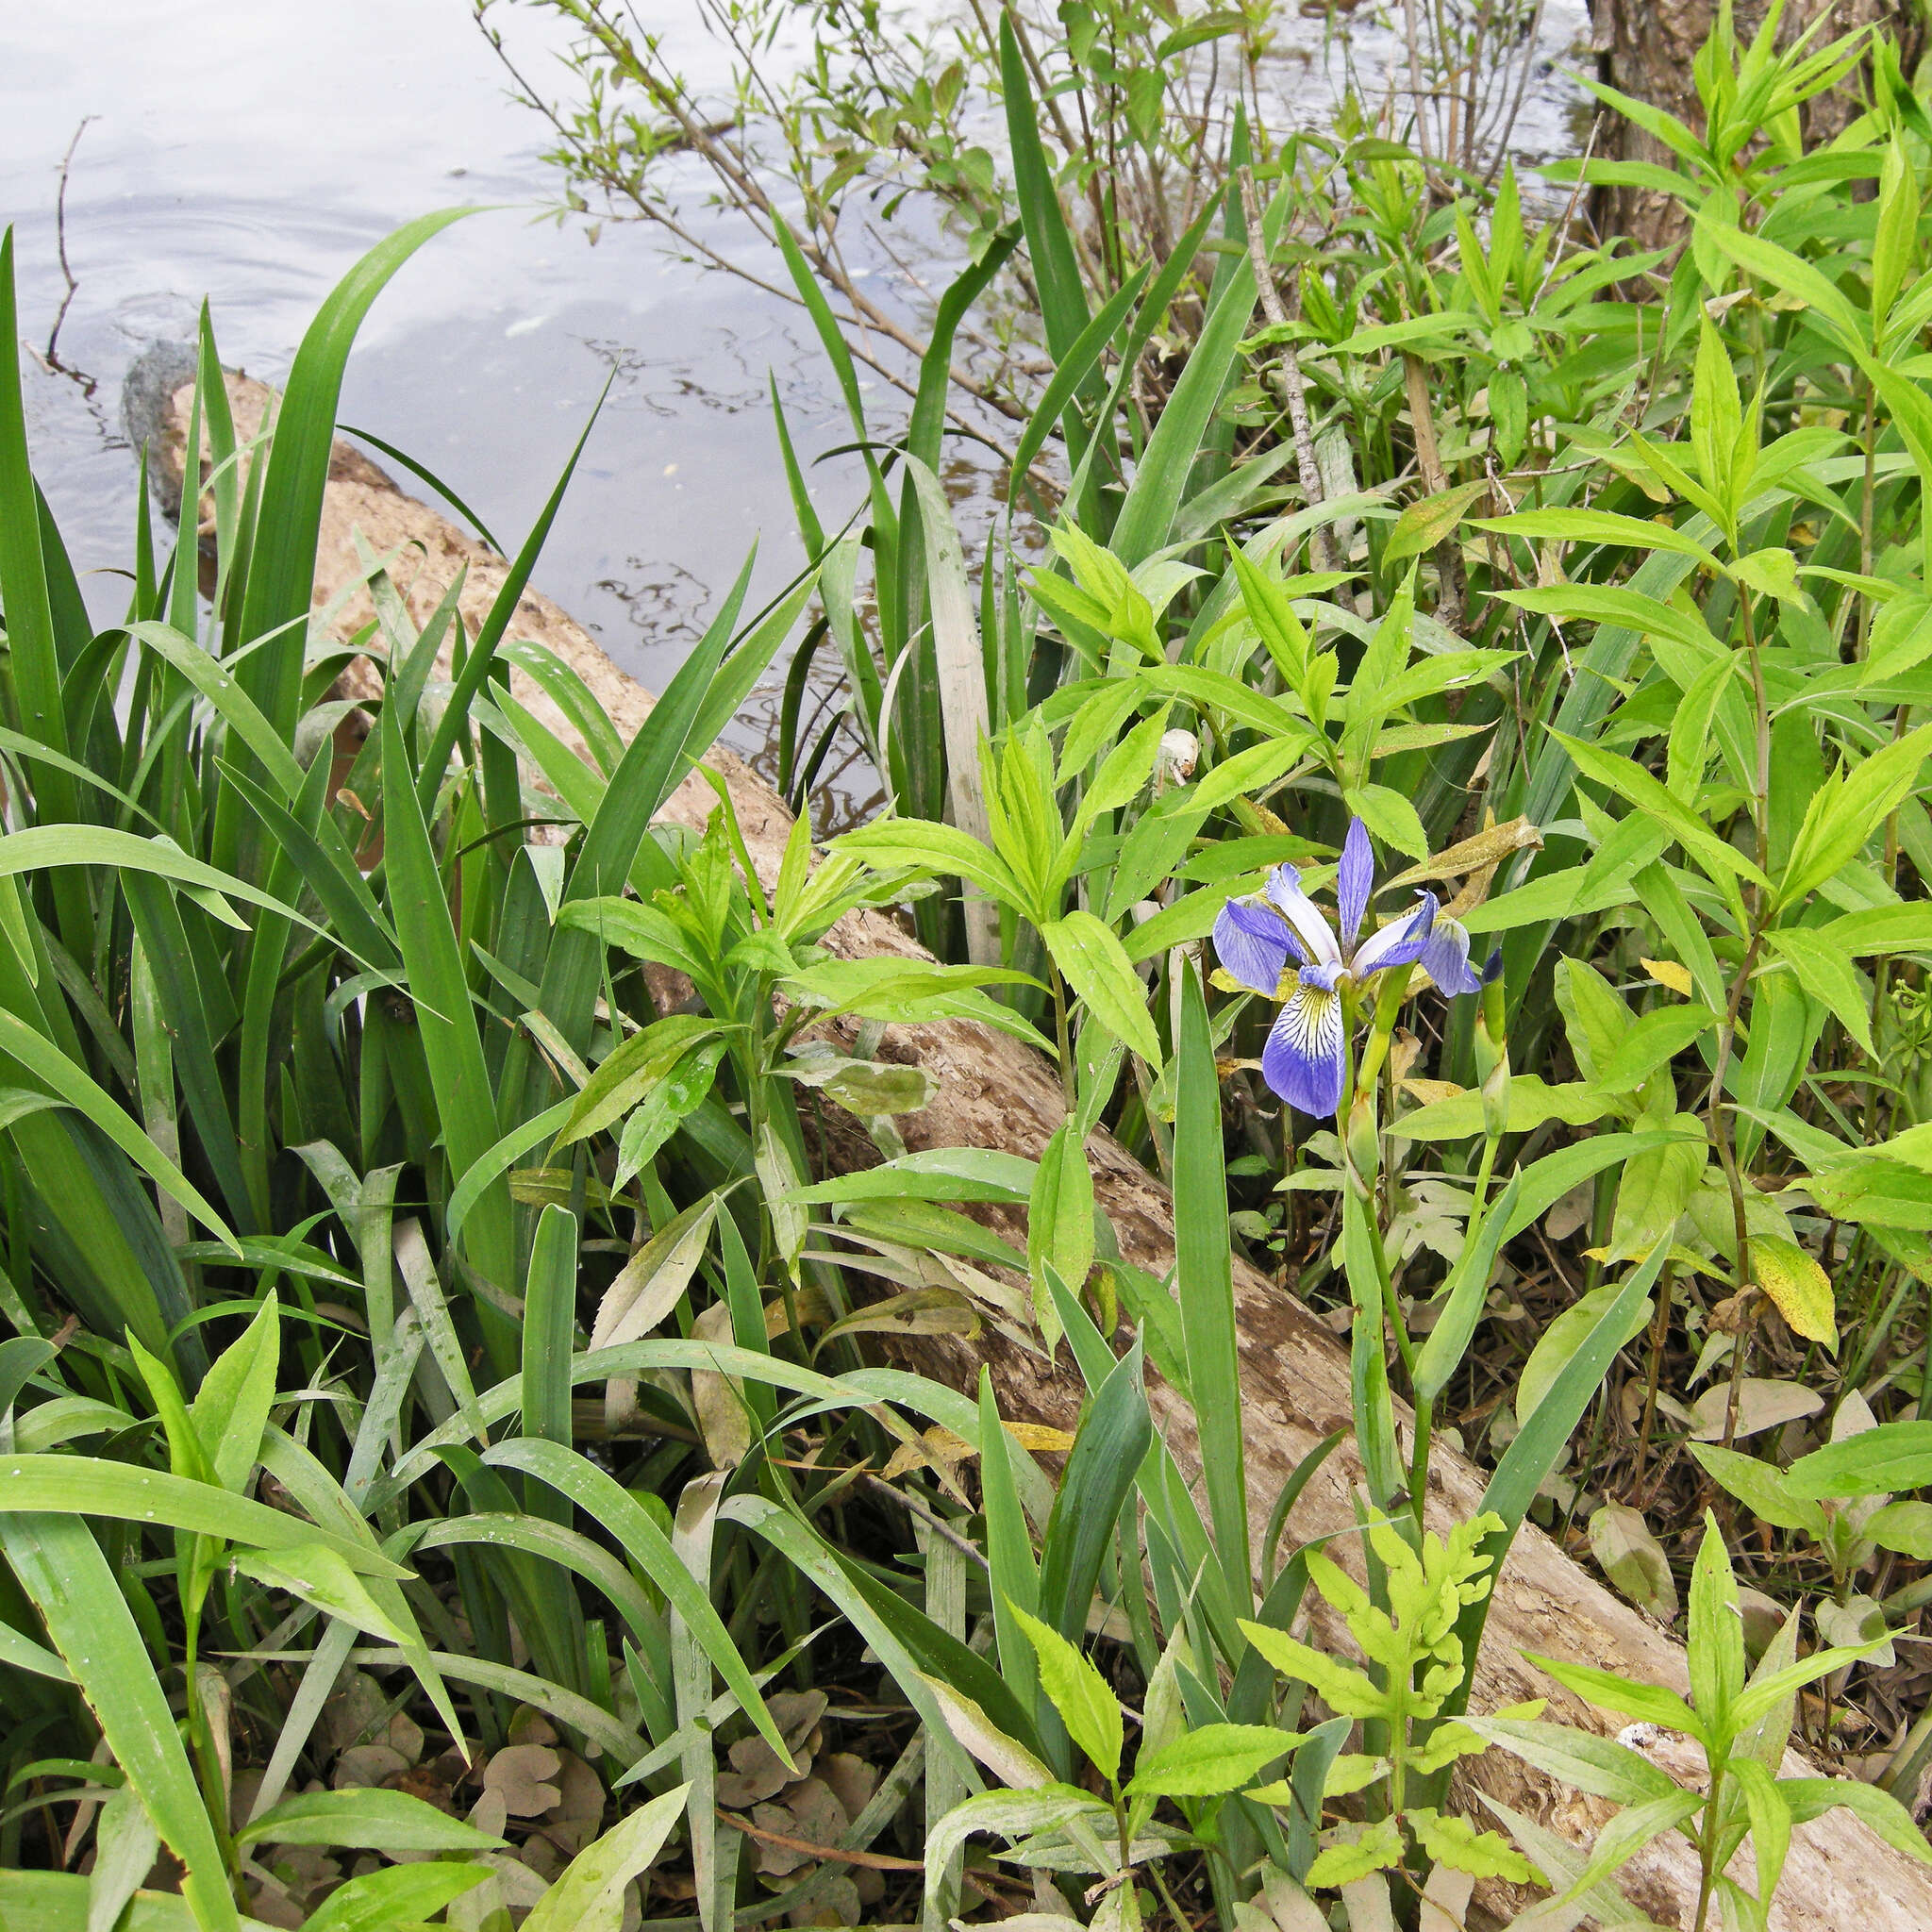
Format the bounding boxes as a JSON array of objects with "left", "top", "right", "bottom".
[
  {"left": 148, "top": 372, "right": 1932, "bottom": 1928},
  {"left": 1591, "top": 0, "right": 1921, "bottom": 249}
]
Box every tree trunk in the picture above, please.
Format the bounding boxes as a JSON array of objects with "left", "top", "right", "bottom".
[
  {"left": 149, "top": 372, "right": 1932, "bottom": 1929},
  {"left": 1591, "top": 0, "right": 1922, "bottom": 249}
]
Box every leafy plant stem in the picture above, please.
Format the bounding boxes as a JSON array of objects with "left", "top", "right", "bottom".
[
  {"left": 1050, "top": 967, "right": 1075, "bottom": 1110},
  {"left": 1632, "top": 1260, "right": 1678, "bottom": 1499}
]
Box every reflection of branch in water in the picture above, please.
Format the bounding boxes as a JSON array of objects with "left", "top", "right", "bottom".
[{"left": 45, "top": 116, "right": 99, "bottom": 394}]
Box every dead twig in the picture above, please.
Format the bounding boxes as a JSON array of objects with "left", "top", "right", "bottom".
[
  {"left": 717, "top": 1807, "right": 924, "bottom": 1872},
  {"left": 45, "top": 116, "right": 99, "bottom": 393}
]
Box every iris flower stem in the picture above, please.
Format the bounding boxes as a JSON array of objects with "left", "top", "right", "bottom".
[
  {"left": 1407, "top": 1131, "right": 1498, "bottom": 1537},
  {"left": 1365, "top": 1208, "right": 1417, "bottom": 1385}
]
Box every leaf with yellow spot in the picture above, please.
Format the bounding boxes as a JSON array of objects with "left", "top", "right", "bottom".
[{"left": 1753, "top": 1234, "right": 1838, "bottom": 1347}]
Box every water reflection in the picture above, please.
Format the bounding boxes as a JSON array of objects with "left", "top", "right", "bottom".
[{"left": 1, "top": 0, "right": 1587, "bottom": 838}]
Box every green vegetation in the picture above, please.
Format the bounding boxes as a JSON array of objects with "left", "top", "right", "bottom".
[{"left": 8, "top": 6, "right": 1932, "bottom": 1929}]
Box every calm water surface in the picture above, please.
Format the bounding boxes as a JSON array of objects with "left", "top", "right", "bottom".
[{"left": 2, "top": 0, "right": 1587, "bottom": 815}]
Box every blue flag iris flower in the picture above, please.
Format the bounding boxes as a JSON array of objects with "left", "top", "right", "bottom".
[{"left": 1212, "top": 818, "right": 1484, "bottom": 1117}]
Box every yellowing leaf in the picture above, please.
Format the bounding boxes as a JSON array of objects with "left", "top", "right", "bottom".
[
  {"left": 1004, "top": 1421, "right": 1076, "bottom": 1455},
  {"left": 1306, "top": 1814, "right": 1405, "bottom": 1889},
  {"left": 1641, "top": 958, "right": 1693, "bottom": 997},
  {"left": 1752, "top": 1235, "right": 1838, "bottom": 1346}
]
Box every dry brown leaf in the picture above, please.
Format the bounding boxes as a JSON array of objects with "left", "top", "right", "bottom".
[
  {"left": 319, "top": 1671, "right": 389, "bottom": 1756},
  {"left": 751, "top": 1802, "right": 817, "bottom": 1877},
  {"left": 482, "top": 1743, "right": 563, "bottom": 1817},
  {"left": 770, "top": 1690, "right": 829, "bottom": 1755},
  {"left": 1004, "top": 1421, "right": 1076, "bottom": 1456},
  {"left": 385, "top": 1710, "right": 425, "bottom": 1766},
  {"left": 772, "top": 1775, "right": 850, "bottom": 1874},
  {"left": 467, "top": 1788, "right": 508, "bottom": 1840},
  {"left": 507, "top": 1706, "right": 558, "bottom": 1749},
  {"left": 817, "top": 1752, "right": 876, "bottom": 1824},
  {"left": 1543, "top": 1179, "right": 1594, "bottom": 1242},
  {"left": 332, "top": 1743, "right": 409, "bottom": 1790},
  {"left": 880, "top": 1422, "right": 976, "bottom": 1482},
  {"left": 691, "top": 1298, "right": 753, "bottom": 1470},
  {"left": 535, "top": 1750, "right": 605, "bottom": 1856},
  {"left": 717, "top": 1732, "right": 799, "bottom": 1808},
  {"left": 789, "top": 1873, "right": 862, "bottom": 1924},
  {"left": 1386, "top": 815, "right": 1541, "bottom": 895},
  {"left": 1690, "top": 1377, "right": 1824, "bottom": 1441}
]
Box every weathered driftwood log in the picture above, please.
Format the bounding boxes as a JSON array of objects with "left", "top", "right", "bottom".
[{"left": 147, "top": 371, "right": 1932, "bottom": 1928}]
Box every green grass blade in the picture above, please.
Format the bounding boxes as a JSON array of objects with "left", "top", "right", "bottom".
[
  {"left": 377, "top": 691, "right": 516, "bottom": 1306},
  {"left": 1110, "top": 181, "right": 1288, "bottom": 567},
  {"left": 0, "top": 1009, "right": 238, "bottom": 1252},
  {"left": 413, "top": 383, "right": 611, "bottom": 814},
  {"left": 522, "top": 1203, "right": 577, "bottom": 1524},
  {"left": 230, "top": 210, "right": 475, "bottom": 740},
  {"left": 337, "top": 422, "right": 505, "bottom": 554},
  {"left": 905, "top": 457, "right": 996, "bottom": 963},
  {"left": 907, "top": 230, "right": 1019, "bottom": 473},
  {"left": 0, "top": 1455, "right": 410, "bottom": 1573},
  {"left": 1036, "top": 1337, "right": 1153, "bottom": 1641},
  {"left": 1443, "top": 1241, "right": 1670, "bottom": 1720},
  {"left": 1007, "top": 263, "right": 1148, "bottom": 509},
  {"left": 978, "top": 1368, "right": 1040, "bottom": 1718},
  {"left": 479, "top": 1438, "right": 790, "bottom": 1764},
  {"left": 998, "top": 19, "right": 1091, "bottom": 364},
  {"left": 1174, "top": 962, "right": 1250, "bottom": 1614},
  {"left": 0, "top": 1514, "right": 240, "bottom": 1931}
]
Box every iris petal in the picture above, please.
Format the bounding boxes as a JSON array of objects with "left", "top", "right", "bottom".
[
  {"left": 1418, "top": 914, "right": 1483, "bottom": 996},
  {"left": 1353, "top": 891, "right": 1439, "bottom": 977},
  {"left": 1261, "top": 977, "right": 1347, "bottom": 1117},
  {"left": 1262, "top": 864, "right": 1343, "bottom": 968},
  {"left": 1213, "top": 899, "right": 1296, "bottom": 994},
  {"left": 1337, "top": 817, "right": 1374, "bottom": 945}
]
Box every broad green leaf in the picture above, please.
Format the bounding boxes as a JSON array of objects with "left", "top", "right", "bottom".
[
  {"left": 1779, "top": 724, "right": 1932, "bottom": 909},
  {"left": 1384, "top": 480, "right": 1491, "bottom": 566},
  {"left": 1462, "top": 1716, "right": 1679, "bottom": 1807},
  {"left": 1041, "top": 911, "right": 1162, "bottom": 1063},
  {"left": 189, "top": 1293, "right": 282, "bottom": 1492},
  {"left": 1550, "top": 728, "right": 1768, "bottom": 899},
  {"left": 301, "top": 1865, "right": 491, "bottom": 1932},
  {"left": 0, "top": 1457, "right": 408, "bottom": 1574},
  {"left": 231, "top": 1542, "right": 407, "bottom": 1643},
  {"left": 236, "top": 1787, "right": 505, "bottom": 1853},
  {"left": 1525, "top": 1654, "right": 1702, "bottom": 1739},
  {"left": 1396, "top": 1075, "right": 1613, "bottom": 1141},
  {"left": 1124, "top": 1723, "right": 1295, "bottom": 1798},
  {"left": 1518, "top": 1282, "right": 1654, "bottom": 1424},
  {"left": 1788, "top": 1421, "right": 1932, "bottom": 1498},
  {"left": 1474, "top": 507, "right": 1719, "bottom": 565},
  {"left": 521, "top": 1785, "right": 688, "bottom": 1932},
  {"left": 1765, "top": 928, "right": 1874, "bottom": 1056},
  {"left": 1778, "top": 1775, "right": 1932, "bottom": 1862},
  {"left": 1688, "top": 1443, "right": 1825, "bottom": 1534},
  {"left": 787, "top": 1146, "right": 1036, "bottom": 1207},
  {"left": 1013, "top": 1605, "right": 1123, "bottom": 1783}
]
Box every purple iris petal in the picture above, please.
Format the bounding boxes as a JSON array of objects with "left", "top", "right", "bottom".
[
  {"left": 1337, "top": 817, "right": 1374, "bottom": 946},
  {"left": 1262, "top": 864, "right": 1344, "bottom": 968},
  {"left": 1418, "top": 914, "right": 1483, "bottom": 996},
  {"left": 1261, "top": 975, "right": 1347, "bottom": 1117},
  {"left": 1351, "top": 891, "right": 1439, "bottom": 978},
  {"left": 1213, "top": 899, "right": 1297, "bottom": 995}
]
